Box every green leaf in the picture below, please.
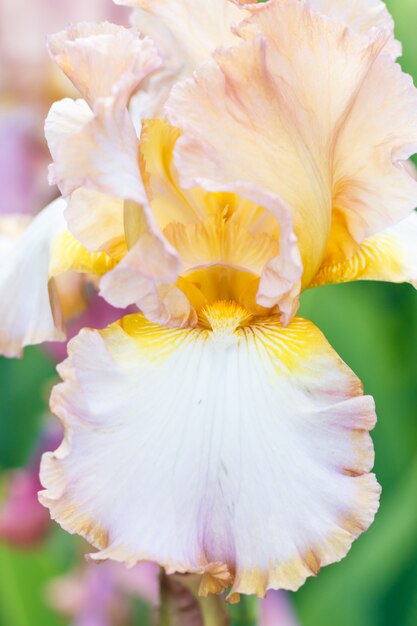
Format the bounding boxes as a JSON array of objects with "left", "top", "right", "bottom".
[
  {"left": 228, "top": 595, "right": 258, "bottom": 626},
  {"left": 0, "top": 540, "right": 67, "bottom": 626},
  {"left": 0, "top": 347, "right": 56, "bottom": 470}
]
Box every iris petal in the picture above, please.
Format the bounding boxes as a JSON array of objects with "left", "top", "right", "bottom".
[{"left": 40, "top": 305, "right": 379, "bottom": 599}]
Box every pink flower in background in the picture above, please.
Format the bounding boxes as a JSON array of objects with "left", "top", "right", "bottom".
[
  {"left": 48, "top": 560, "right": 159, "bottom": 626},
  {"left": 0, "top": 468, "right": 50, "bottom": 547},
  {"left": 0, "top": 0, "right": 128, "bottom": 216},
  {"left": 0, "top": 0, "right": 127, "bottom": 101},
  {"left": 0, "top": 109, "right": 47, "bottom": 215},
  {"left": 261, "top": 591, "right": 300, "bottom": 626},
  {"left": 0, "top": 428, "right": 60, "bottom": 547}
]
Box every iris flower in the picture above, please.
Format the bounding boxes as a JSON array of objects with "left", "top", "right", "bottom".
[{"left": 1, "top": 0, "right": 416, "bottom": 603}]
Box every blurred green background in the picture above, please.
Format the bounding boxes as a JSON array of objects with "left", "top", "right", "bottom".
[{"left": 0, "top": 1, "right": 416, "bottom": 625}]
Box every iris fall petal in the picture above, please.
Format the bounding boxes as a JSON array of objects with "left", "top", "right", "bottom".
[{"left": 40, "top": 306, "right": 379, "bottom": 599}]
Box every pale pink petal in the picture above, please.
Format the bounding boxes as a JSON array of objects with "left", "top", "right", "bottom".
[
  {"left": 166, "top": 0, "right": 417, "bottom": 317},
  {"left": 311, "top": 211, "right": 417, "bottom": 288},
  {"left": 116, "top": 0, "right": 245, "bottom": 67},
  {"left": 46, "top": 97, "right": 145, "bottom": 204},
  {"left": 48, "top": 23, "right": 161, "bottom": 108},
  {"left": 40, "top": 306, "right": 379, "bottom": 599},
  {"left": 308, "top": 0, "right": 400, "bottom": 56},
  {"left": 120, "top": 0, "right": 249, "bottom": 120},
  {"left": 238, "top": 0, "right": 400, "bottom": 57}
]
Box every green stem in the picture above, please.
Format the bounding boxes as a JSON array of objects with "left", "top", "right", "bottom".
[{"left": 228, "top": 595, "right": 259, "bottom": 626}]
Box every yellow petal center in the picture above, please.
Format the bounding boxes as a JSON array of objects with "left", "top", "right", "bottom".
[{"left": 199, "top": 300, "right": 253, "bottom": 337}]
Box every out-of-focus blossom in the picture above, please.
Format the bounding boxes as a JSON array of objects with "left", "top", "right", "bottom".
[
  {"left": 0, "top": 0, "right": 127, "bottom": 102},
  {"left": 0, "top": 0, "right": 415, "bottom": 604},
  {"left": 0, "top": 108, "right": 48, "bottom": 215},
  {"left": 0, "top": 0, "right": 128, "bottom": 217},
  {"left": 47, "top": 560, "right": 159, "bottom": 626},
  {"left": 0, "top": 428, "right": 60, "bottom": 547},
  {"left": 0, "top": 469, "right": 50, "bottom": 547},
  {"left": 260, "top": 591, "right": 300, "bottom": 626}
]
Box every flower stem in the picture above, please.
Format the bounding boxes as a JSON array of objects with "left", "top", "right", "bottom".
[{"left": 228, "top": 595, "right": 258, "bottom": 626}]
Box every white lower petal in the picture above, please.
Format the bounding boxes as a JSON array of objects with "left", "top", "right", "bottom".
[
  {"left": 41, "top": 306, "right": 379, "bottom": 599},
  {"left": 0, "top": 199, "right": 67, "bottom": 357}
]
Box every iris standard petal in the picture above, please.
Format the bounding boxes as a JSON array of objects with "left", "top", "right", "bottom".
[
  {"left": 40, "top": 303, "right": 379, "bottom": 600},
  {"left": 47, "top": 22, "right": 161, "bottom": 109},
  {"left": 166, "top": 0, "right": 417, "bottom": 310},
  {"left": 238, "top": 0, "right": 400, "bottom": 57},
  {"left": 115, "top": 0, "right": 244, "bottom": 68},
  {"left": 45, "top": 97, "right": 146, "bottom": 204},
  {"left": 140, "top": 118, "right": 301, "bottom": 324}
]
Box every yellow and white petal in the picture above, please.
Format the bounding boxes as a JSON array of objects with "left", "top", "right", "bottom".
[
  {"left": 0, "top": 199, "right": 67, "bottom": 357},
  {"left": 46, "top": 97, "right": 145, "bottom": 204},
  {"left": 140, "top": 119, "right": 281, "bottom": 274},
  {"left": 140, "top": 118, "right": 301, "bottom": 324},
  {"left": 40, "top": 306, "right": 379, "bottom": 599},
  {"left": 48, "top": 23, "right": 161, "bottom": 108},
  {"left": 166, "top": 0, "right": 417, "bottom": 306},
  {"left": 65, "top": 188, "right": 125, "bottom": 253},
  {"left": 311, "top": 212, "right": 417, "bottom": 288}
]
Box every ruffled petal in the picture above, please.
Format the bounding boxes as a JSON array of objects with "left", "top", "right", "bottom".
[
  {"left": 308, "top": 0, "right": 400, "bottom": 56},
  {"left": 46, "top": 97, "right": 145, "bottom": 203},
  {"left": 48, "top": 23, "right": 161, "bottom": 108},
  {"left": 166, "top": 0, "right": 417, "bottom": 311},
  {"left": 40, "top": 306, "right": 379, "bottom": 600},
  {"left": 311, "top": 212, "right": 417, "bottom": 288},
  {"left": 239, "top": 0, "right": 400, "bottom": 57},
  {"left": 116, "top": 0, "right": 244, "bottom": 68},
  {"left": 0, "top": 199, "right": 67, "bottom": 357},
  {"left": 117, "top": 0, "right": 248, "bottom": 120}
]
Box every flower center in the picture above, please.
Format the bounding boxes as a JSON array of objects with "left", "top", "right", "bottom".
[
  {"left": 177, "top": 265, "right": 272, "bottom": 318},
  {"left": 199, "top": 300, "right": 253, "bottom": 333},
  {"left": 198, "top": 300, "right": 253, "bottom": 348}
]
